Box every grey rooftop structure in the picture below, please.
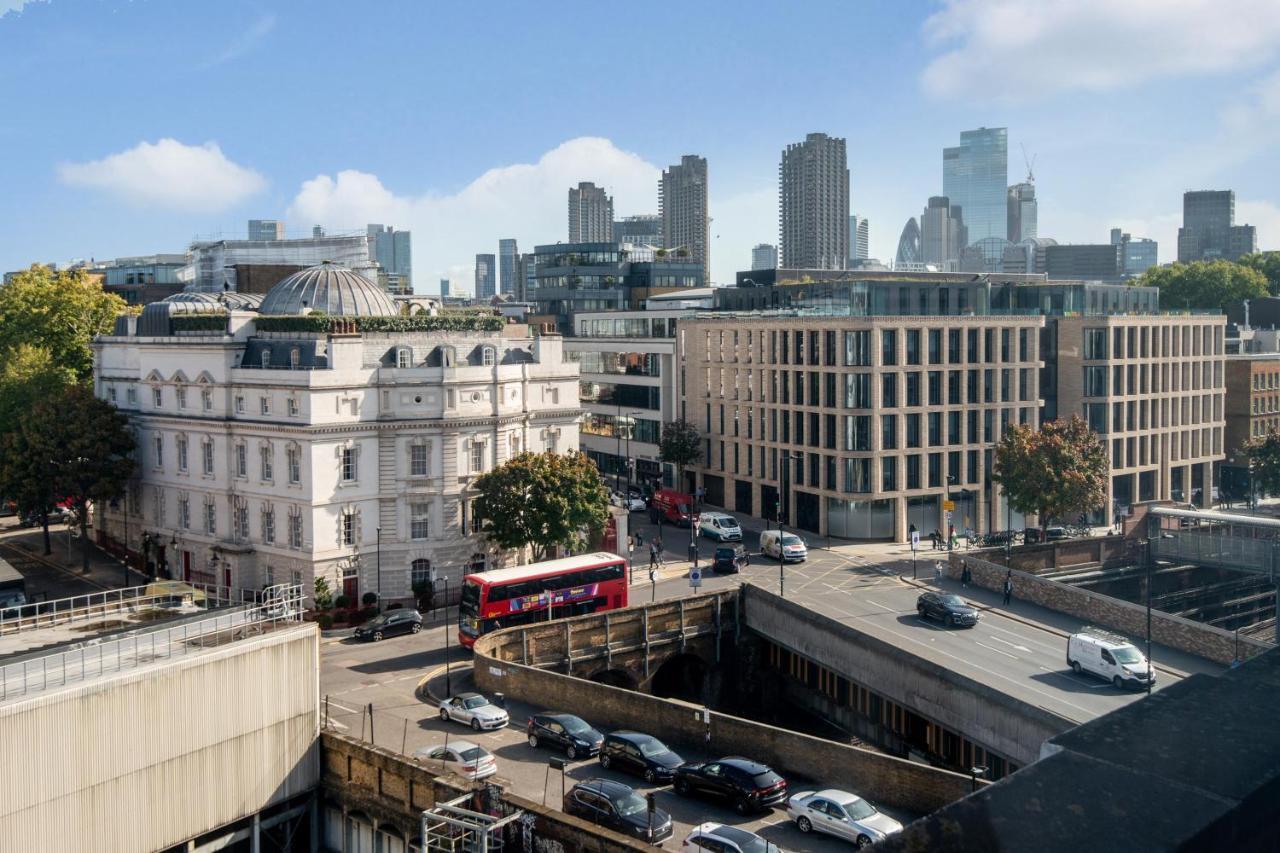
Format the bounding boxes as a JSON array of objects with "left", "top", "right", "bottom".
[{"left": 258, "top": 262, "right": 399, "bottom": 317}]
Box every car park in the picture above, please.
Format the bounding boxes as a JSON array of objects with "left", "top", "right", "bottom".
[
  {"left": 672, "top": 757, "right": 787, "bottom": 815},
  {"left": 915, "top": 591, "right": 979, "bottom": 628},
  {"left": 1067, "top": 628, "right": 1155, "bottom": 689},
  {"left": 711, "top": 545, "right": 749, "bottom": 574},
  {"left": 681, "top": 822, "right": 783, "bottom": 853},
  {"left": 758, "top": 530, "right": 807, "bottom": 562},
  {"left": 599, "top": 731, "right": 683, "bottom": 783},
  {"left": 351, "top": 608, "right": 422, "bottom": 641},
  {"left": 438, "top": 693, "right": 510, "bottom": 730},
  {"left": 563, "top": 778, "right": 673, "bottom": 845},
  {"left": 526, "top": 712, "right": 603, "bottom": 759},
  {"left": 698, "top": 512, "right": 742, "bottom": 542},
  {"left": 786, "top": 789, "right": 903, "bottom": 848},
  {"left": 413, "top": 739, "right": 498, "bottom": 779}
]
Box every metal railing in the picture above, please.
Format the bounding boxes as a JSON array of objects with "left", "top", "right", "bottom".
[
  {"left": 0, "top": 584, "right": 304, "bottom": 703},
  {"left": 0, "top": 581, "right": 258, "bottom": 637}
]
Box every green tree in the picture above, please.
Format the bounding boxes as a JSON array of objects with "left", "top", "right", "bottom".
[
  {"left": 1245, "top": 431, "right": 1280, "bottom": 499},
  {"left": 1135, "top": 260, "right": 1268, "bottom": 312},
  {"left": 0, "top": 265, "right": 126, "bottom": 381},
  {"left": 0, "top": 344, "right": 76, "bottom": 437},
  {"left": 992, "top": 417, "right": 1108, "bottom": 535},
  {"left": 472, "top": 451, "right": 610, "bottom": 561},
  {"left": 1239, "top": 251, "right": 1280, "bottom": 296},
  {"left": 0, "top": 416, "right": 61, "bottom": 555},
  {"left": 659, "top": 419, "right": 701, "bottom": 489}
]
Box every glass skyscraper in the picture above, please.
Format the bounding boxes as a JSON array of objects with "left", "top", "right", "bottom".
[{"left": 943, "top": 127, "right": 1008, "bottom": 246}]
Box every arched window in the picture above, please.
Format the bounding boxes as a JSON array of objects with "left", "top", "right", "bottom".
[
  {"left": 411, "top": 559, "right": 431, "bottom": 587},
  {"left": 260, "top": 348, "right": 271, "bottom": 368},
  {"left": 482, "top": 347, "right": 496, "bottom": 367},
  {"left": 289, "top": 347, "right": 301, "bottom": 369},
  {"left": 397, "top": 348, "right": 411, "bottom": 369}
]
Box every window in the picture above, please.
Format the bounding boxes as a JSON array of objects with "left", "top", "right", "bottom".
[
  {"left": 126, "top": 387, "right": 137, "bottom": 406},
  {"left": 288, "top": 511, "right": 303, "bottom": 548},
  {"left": 928, "top": 329, "right": 942, "bottom": 364},
  {"left": 235, "top": 395, "right": 245, "bottom": 414},
  {"left": 260, "top": 396, "right": 271, "bottom": 415},
  {"left": 882, "top": 374, "right": 897, "bottom": 407},
  {"left": 469, "top": 553, "right": 487, "bottom": 573},
  {"left": 410, "top": 444, "right": 428, "bottom": 476},
  {"left": 483, "top": 347, "right": 496, "bottom": 366},
  {"left": 287, "top": 398, "right": 299, "bottom": 417},
  {"left": 153, "top": 387, "right": 163, "bottom": 408},
  {"left": 177, "top": 436, "right": 188, "bottom": 472},
  {"left": 261, "top": 350, "right": 271, "bottom": 369},
  {"left": 108, "top": 387, "right": 117, "bottom": 403},
  {"left": 906, "top": 329, "right": 921, "bottom": 365},
  {"left": 411, "top": 502, "right": 430, "bottom": 540},
  {"left": 1084, "top": 327, "right": 1108, "bottom": 360},
  {"left": 202, "top": 389, "right": 212, "bottom": 411},
  {"left": 397, "top": 348, "right": 411, "bottom": 368},
  {"left": 844, "top": 330, "right": 871, "bottom": 366},
  {"left": 176, "top": 387, "right": 187, "bottom": 409},
  {"left": 906, "top": 455, "right": 921, "bottom": 490},
  {"left": 287, "top": 445, "right": 301, "bottom": 484},
  {"left": 234, "top": 502, "right": 249, "bottom": 540},
  {"left": 260, "top": 445, "right": 274, "bottom": 481},
  {"left": 262, "top": 506, "right": 275, "bottom": 544},
  {"left": 881, "top": 456, "right": 897, "bottom": 491},
  {"left": 153, "top": 435, "right": 164, "bottom": 468},
  {"left": 1084, "top": 366, "right": 1108, "bottom": 397},
  {"left": 470, "top": 441, "right": 486, "bottom": 474},
  {"left": 204, "top": 501, "right": 216, "bottom": 535},
  {"left": 882, "top": 414, "right": 898, "bottom": 449},
  {"left": 341, "top": 512, "right": 355, "bottom": 546},
  {"left": 844, "top": 373, "right": 871, "bottom": 408},
  {"left": 341, "top": 447, "right": 357, "bottom": 482},
  {"left": 289, "top": 347, "right": 300, "bottom": 369},
  {"left": 881, "top": 329, "right": 897, "bottom": 366},
  {"left": 235, "top": 443, "right": 247, "bottom": 478},
  {"left": 202, "top": 438, "right": 214, "bottom": 475},
  {"left": 906, "top": 413, "right": 921, "bottom": 448},
  {"left": 411, "top": 559, "right": 432, "bottom": 587},
  {"left": 178, "top": 496, "right": 190, "bottom": 530}
]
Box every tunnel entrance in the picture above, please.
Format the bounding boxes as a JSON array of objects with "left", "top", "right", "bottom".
[
  {"left": 589, "top": 668, "right": 638, "bottom": 690},
  {"left": 651, "top": 653, "right": 709, "bottom": 703}
]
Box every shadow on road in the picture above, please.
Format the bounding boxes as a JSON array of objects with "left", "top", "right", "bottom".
[{"left": 348, "top": 645, "right": 457, "bottom": 674}]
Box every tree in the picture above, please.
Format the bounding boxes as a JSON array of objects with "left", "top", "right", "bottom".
[
  {"left": 0, "top": 265, "right": 126, "bottom": 381},
  {"left": 991, "top": 417, "right": 1108, "bottom": 536},
  {"left": 0, "top": 416, "right": 61, "bottom": 555},
  {"left": 1239, "top": 251, "right": 1280, "bottom": 296},
  {"left": 313, "top": 577, "right": 334, "bottom": 610},
  {"left": 0, "top": 343, "right": 76, "bottom": 438},
  {"left": 659, "top": 419, "right": 701, "bottom": 490},
  {"left": 472, "top": 451, "right": 610, "bottom": 561},
  {"left": 1135, "top": 260, "right": 1268, "bottom": 312},
  {"left": 1245, "top": 431, "right": 1280, "bottom": 499}
]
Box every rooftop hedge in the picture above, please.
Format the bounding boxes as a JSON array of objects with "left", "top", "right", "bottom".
[{"left": 170, "top": 313, "right": 229, "bottom": 332}]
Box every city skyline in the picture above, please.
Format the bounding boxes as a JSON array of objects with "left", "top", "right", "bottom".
[{"left": 0, "top": 1, "right": 1276, "bottom": 290}]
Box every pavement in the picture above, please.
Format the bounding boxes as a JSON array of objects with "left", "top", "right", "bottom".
[{"left": 0, "top": 516, "right": 149, "bottom": 600}]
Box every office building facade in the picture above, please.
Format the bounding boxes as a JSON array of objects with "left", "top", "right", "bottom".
[
  {"left": 1045, "top": 244, "right": 1124, "bottom": 282},
  {"left": 248, "top": 220, "right": 286, "bottom": 241},
  {"left": 850, "top": 215, "right": 870, "bottom": 262},
  {"left": 919, "top": 197, "right": 967, "bottom": 267},
  {"left": 1007, "top": 182, "right": 1037, "bottom": 242},
  {"left": 440, "top": 279, "right": 450, "bottom": 297},
  {"left": 568, "top": 182, "right": 614, "bottom": 243},
  {"left": 475, "top": 254, "right": 496, "bottom": 299},
  {"left": 780, "top": 133, "right": 849, "bottom": 270},
  {"left": 101, "top": 254, "right": 188, "bottom": 305},
  {"left": 1110, "top": 228, "right": 1158, "bottom": 276},
  {"left": 498, "top": 238, "right": 518, "bottom": 296},
  {"left": 660, "top": 155, "right": 710, "bottom": 281},
  {"left": 1178, "top": 190, "right": 1258, "bottom": 262},
  {"left": 896, "top": 219, "right": 922, "bottom": 266},
  {"left": 943, "top": 127, "right": 1008, "bottom": 246},
  {"left": 367, "top": 225, "right": 413, "bottom": 286},
  {"left": 752, "top": 243, "right": 778, "bottom": 271},
  {"left": 614, "top": 215, "right": 662, "bottom": 245},
  {"left": 183, "top": 234, "right": 376, "bottom": 293}
]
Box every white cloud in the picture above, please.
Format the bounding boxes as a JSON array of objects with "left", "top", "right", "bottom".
[
  {"left": 921, "top": 0, "right": 1280, "bottom": 100},
  {"left": 0, "top": 0, "right": 44, "bottom": 20},
  {"left": 201, "top": 13, "right": 276, "bottom": 68},
  {"left": 288, "top": 137, "right": 664, "bottom": 291},
  {"left": 58, "top": 139, "right": 266, "bottom": 212},
  {"left": 1237, "top": 200, "right": 1280, "bottom": 252}
]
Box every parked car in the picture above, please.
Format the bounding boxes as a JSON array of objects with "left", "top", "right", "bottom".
[
  {"left": 915, "top": 591, "right": 979, "bottom": 628},
  {"left": 438, "top": 693, "right": 509, "bottom": 730},
  {"left": 599, "top": 731, "right": 684, "bottom": 783},
  {"left": 527, "top": 712, "right": 603, "bottom": 759},
  {"left": 787, "top": 789, "right": 903, "bottom": 848},
  {"left": 699, "top": 512, "right": 743, "bottom": 542},
  {"left": 649, "top": 488, "right": 695, "bottom": 527},
  {"left": 611, "top": 491, "right": 647, "bottom": 512},
  {"left": 672, "top": 757, "right": 787, "bottom": 815},
  {"left": 414, "top": 739, "right": 498, "bottom": 779},
  {"left": 1045, "top": 526, "right": 1070, "bottom": 541},
  {"left": 681, "top": 822, "right": 783, "bottom": 853},
  {"left": 352, "top": 608, "right": 422, "bottom": 641},
  {"left": 712, "top": 545, "right": 750, "bottom": 574},
  {"left": 1067, "top": 629, "right": 1155, "bottom": 689},
  {"left": 564, "top": 778, "right": 673, "bottom": 845},
  {"left": 759, "top": 530, "right": 807, "bottom": 562}
]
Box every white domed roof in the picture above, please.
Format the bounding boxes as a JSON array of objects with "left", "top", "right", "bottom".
[{"left": 259, "top": 262, "right": 398, "bottom": 317}]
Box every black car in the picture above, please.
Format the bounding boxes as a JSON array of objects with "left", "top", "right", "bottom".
[
  {"left": 712, "top": 545, "right": 750, "bottom": 574},
  {"left": 599, "top": 731, "right": 684, "bottom": 783},
  {"left": 916, "top": 592, "right": 979, "bottom": 628},
  {"left": 352, "top": 608, "right": 423, "bottom": 641},
  {"left": 563, "top": 778, "right": 672, "bottom": 845},
  {"left": 672, "top": 757, "right": 787, "bottom": 815},
  {"left": 527, "top": 712, "right": 604, "bottom": 760}
]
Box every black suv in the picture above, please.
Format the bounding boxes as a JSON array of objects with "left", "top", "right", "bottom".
[
  {"left": 712, "top": 545, "right": 750, "bottom": 574},
  {"left": 526, "top": 712, "right": 604, "bottom": 759},
  {"left": 352, "top": 608, "right": 423, "bottom": 641},
  {"left": 563, "top": 778, "right": 672, "bottom": 844},
  {"left": 672, "top": 757, "right": 787, "bottom": 815},
  {"left": 599, "top": 731, "right": 683, "bottom": 783},
  {"left": 916, "top": 592, "right": 979, "bottom": 628}
]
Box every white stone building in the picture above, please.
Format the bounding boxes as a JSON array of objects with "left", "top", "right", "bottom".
[{"left": 91, "top": 264, "right": 581, "bottom": 605}]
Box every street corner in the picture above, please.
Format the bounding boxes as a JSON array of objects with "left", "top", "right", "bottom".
[{"left": 418, "top": 661, "right": 474, "bottom": 704}]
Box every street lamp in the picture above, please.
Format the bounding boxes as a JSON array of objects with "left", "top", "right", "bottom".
[{"left": 375, "top": 526, "right": 382, "bottom": 612}]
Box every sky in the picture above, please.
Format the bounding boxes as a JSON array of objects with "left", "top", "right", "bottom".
[{"left": 1, "top": 0, "right": 1278, "bottom": 293}]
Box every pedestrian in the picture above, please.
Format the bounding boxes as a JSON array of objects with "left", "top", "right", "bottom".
[
  {"left": 654, "top": 536, "right": 665, "bottom": 568},
  {"left": 649, "top": 539, "right": 659, "bottom": 570},
  {"left": 635, "top": 531, "right": 644, "bottom": 548},
  {"left": 1002, "top": 570, "right": 1013, "bottom": 606},
  {"left": 961, "top": 561, "right": 971, "bottom": 588},
  {"left": 934, "top": 560, "right": 943, "bottom": 583},
  {"left": 930, "top": 530, "right": 939, "bottom": 550}
]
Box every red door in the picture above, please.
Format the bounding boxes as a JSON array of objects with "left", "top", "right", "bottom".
[{"left": 343, "top": 574, "right": 359, "bottom": 602}]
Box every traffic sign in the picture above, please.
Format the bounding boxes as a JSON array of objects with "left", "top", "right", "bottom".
[
  {"left": 943, "top": 500, "right": 956, "bottom": 511},
  {"left": 909, "top": 530, "right": 920, "bottom": 550},
  {"left": 689, "top": 567, "right": 702, "bottom": 588}
]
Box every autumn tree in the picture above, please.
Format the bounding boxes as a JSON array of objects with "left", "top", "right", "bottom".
[
  {"left": 992, "top": 417, "right": 1108, "bottom": 535},
  {"left": 659, "top": 419, "right": 701, "bottom": 490},
  {"left": 1135, "top": 260, "right": 1268, "bottom": 313},
  {"left": 0, "top": 265, "right": 126, "bottom": 381},
  {"left": 472, "top": 450, "right": 610, "bottom": 561}
]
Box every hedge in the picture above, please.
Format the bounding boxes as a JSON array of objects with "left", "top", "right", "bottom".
[
  {"left": 171, "top": 313, "right": 228, "bottom": 332},
  {"left": 255, "top": 314, "right": 505, "bottom": 333}
]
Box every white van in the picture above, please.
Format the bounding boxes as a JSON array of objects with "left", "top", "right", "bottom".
[
  {"left": 1067, "top": 628, "right": 1155, "bottom": 689},
  {"left": 698, "top": 512, "right": 742, "bottom": 542},
  {"left": 759, "top": 530, "right": 808, "bottom": 562}
]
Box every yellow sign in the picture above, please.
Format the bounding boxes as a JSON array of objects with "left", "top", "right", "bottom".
[{"left": 942, "top": 500, "right": 956, "bottom": 511}]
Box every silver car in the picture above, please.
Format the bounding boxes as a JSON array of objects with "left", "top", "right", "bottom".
[
  {"left": 438, "top": 692, "right": 509, "bottom": 731},
  {"left": 787, "top": 789, "right": 902, "bottom": 848},
  {"left": 414, "top": 739, "right": 498, "bottom": 780}
]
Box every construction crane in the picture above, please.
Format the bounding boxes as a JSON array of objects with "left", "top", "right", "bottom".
[{"left": 1021, "top": 143, "right": 1037, "bottom": 184}]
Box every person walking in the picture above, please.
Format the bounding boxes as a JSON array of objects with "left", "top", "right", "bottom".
[
  {"left": 960, "top": 561, "right": 971, "bottom": 588},
  {"left": 1002, "top": 570, "right": 1013, "bottom": 606},
  {"left": 654, "top": 536, "right": 665, "bottom": 568},
  {"left": 933, "top": 560, "right": 943, "bottom": 583},
  {"left": 649, "top": 538, "right": 660, "bottom": 571}
]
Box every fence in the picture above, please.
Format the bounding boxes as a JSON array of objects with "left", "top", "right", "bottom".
[{"left": 0, "top": 580, "right": 263, "bottom": 637}]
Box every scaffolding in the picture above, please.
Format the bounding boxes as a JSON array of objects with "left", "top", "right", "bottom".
[{"left": 420, "top": 788, "right": 524, "bottom": 853}]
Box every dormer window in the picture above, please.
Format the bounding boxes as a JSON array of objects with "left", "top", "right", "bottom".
[
  {"left": 260, "top": 349, "right": 271, "bottom": 369},
  {"left": 441, "top": 346, "right": 456, "bottom": 368},
  {"left": 482, "top": 347, "right": 496, "bottom": 367},
  {"left": 397, "top": 348, "right": 411, "bottom": 369},
  {"left": 289, "top": 347, "right": 301, "bottom": 369}
]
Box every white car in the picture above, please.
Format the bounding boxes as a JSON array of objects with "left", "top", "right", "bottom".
[
  {"left": 681, "top": 822, "right": 783, "bottom": 853},
  {"left": 611, "top": 491, "right": 647, "bottom": 512},
  {"left": 698, "top": 512, "right": 742, "bottom": 542},
  {"left": 787, "top": 789, "right": 902, "bottom": 848},
  {"left": 438, "top": 692, "right": 509, "bottom": 731},
  {"left": 414, "top": 739, "right": 498, "bottom": 779}
]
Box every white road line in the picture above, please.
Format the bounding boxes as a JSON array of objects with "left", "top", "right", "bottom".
[
  {"left": 986, "top": 635, "right": 1032, "bottom": 654},
  {"left": 863, "top": 598, "right": 900, "bottom": 613},
  {"left": 326, "top": 698, "right": 363, "bottom": 715},
  {"left": 974, "top": 641, "right": 1020, "bottom": 660}
]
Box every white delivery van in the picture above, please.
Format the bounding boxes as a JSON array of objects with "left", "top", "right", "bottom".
[
  {"left": 1067, "top": 627, "right": 1156, "bottom": 689},
  {"left": 759, "top": 530, "right": 808, "bottom": 562}
]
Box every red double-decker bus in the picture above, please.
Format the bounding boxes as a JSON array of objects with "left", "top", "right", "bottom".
[{"left": 458, "top": 552, "right": 629, "bottom": 648}]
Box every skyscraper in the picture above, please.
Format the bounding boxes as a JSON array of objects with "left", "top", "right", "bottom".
[
  {"left": 568, "top": 182, "right": 614, "bottom": 242},
  {"left": 849, "top": 215, "right": 869, "bottom": 262},
  {"left": 367, "top": 224, "right": 412, "bottom": 287},
  {"left": 1111, "top": 228, "right": 1158, "bottom": 276},
  {"left": 475, "top": 254, "right": 496, "bottom": 300},
  {"left": 660, "top": 155, "right": 710, "bottom": 281},
  {"left": 779, "top": 133, "right": 849, "bottom": 269},
  {"left": 248, "top": 219, "right": 285, "bottom": 241},
  {"left": 895, "top": 219, "right": 921, "bottom": 266},
  {"left": 517, "top": 253, "right": 538, "bottom": 302},
  {"left": 943, "top": 127, "right": 1008, "bottom": 246},
  {"left": 498, "top": 238, "right": 518, "bottom": 296},
  {"left": 1177, "top": 190, "right": 1258, "bottom": 262},
  {"left": 614, "top": 215, "right": 662, "bottom": 245},
  {"left": 751, "top": 243, "right": 778, "bottom": 271},
  {"left": 919, "top": 197, "right": 967, "bottom": 266},
  {"left": 440, "top": 278, "right": 450, "bottom": 297},
  {"left": 1007, "top": 182, "right": 1037, "bottom": 242}
]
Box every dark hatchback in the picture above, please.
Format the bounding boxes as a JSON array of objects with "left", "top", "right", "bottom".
[
  {"left": 672, "top": 757, "right": 787, "bottom": 815},
  {"left": 352, "top": 608, "right": 423, "bottom": 641},
  {"left": 916, "top": 592, "right": 980, "bottom": 628},
  {"left": 599, "top": 731, "right": 684, "bottom": 783},
  {"left": 564, "top": 778, "right": 673, "bottom": 845},
  {"left": 712, "top": 545, "right": 750, "bottom": 574},
  {"left": 527, "top": 712, "right": 604, "bottom": 760}
]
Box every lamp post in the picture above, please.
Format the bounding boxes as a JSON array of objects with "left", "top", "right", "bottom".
[
  {"left": 970, "top": 765, "right": 988, "bottom": 792},
  {"left": 443, "top": 578, "right": 452, "bottom": 696},
  {"left": 122, "top": 491, "right": 131, "bottom": 586},
  {"left": 375, "top": 526, "right": 382, "bottom": 612},
  {"left": 1144, "top": 536, "right": 1153, "bottom": 697}
]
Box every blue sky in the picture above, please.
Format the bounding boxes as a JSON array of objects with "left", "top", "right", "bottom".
[{"left": 1, "top": 0, "right": 1277, "bottom": 291}]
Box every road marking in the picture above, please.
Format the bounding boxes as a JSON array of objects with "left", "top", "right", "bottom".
[
  {"left": 863, "top": 598, "right": 900, "bottom": 613},
  {"left": 986, "top": 636, "right": 1032, "bottom": 654},
  {"left": 974, "top": 641, "right": 1020, "bottom": 660},
  {"left": 325, "top": 719, "right": 349, "bottom": 731},
  {"left": 326, "top": 698, "right": 362, "bottom": 715}
]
